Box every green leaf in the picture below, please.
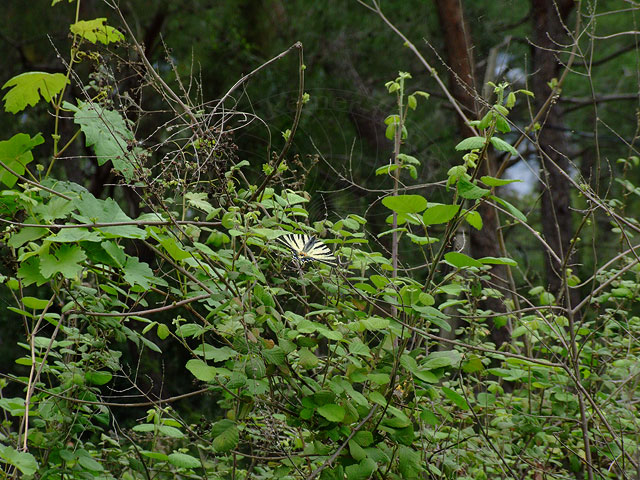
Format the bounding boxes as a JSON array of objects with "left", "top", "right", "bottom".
[
  {"left": 186, "top": 359, "right": 218, "bottom": 382},
  {"left": 442, "top": 386, "right": 469, "bottom": 410},
  {"left": 17, "top": 257, "right": 47, "bottom": 287},
  {"left": 7, "top": 226, "right": 47, "bottom": 248},
  {"left": 345, "top": 458, "right": 377, "bottom": 480},
  {"left": 66, "top": 100, "right": 138, "bottom": 181},
  {"left": 479, "top": 256, "right": 518, "bottom": 266},
  {"left": 70, "top": 18, "right": 125, "bottom": 45},
  {"left": 76, "top": 453, "right": 104, "bottom": 472},
  {"left": 444, "top": 252, "right": 483, "bottom": 268},
  {"left": 298, "top": 347, "right": 319, "bottom": 369},
  {"left": 398, "top": 445, "right": 421, "bottom": 478},
  {"left": 382, "top": 194, "right": 427, "bottom": 214},
  {"left": 457, "top": 179, "right": 490, "bottom": 199},
  {"left": 480, "top": 175, "right": 522, "bottom": 187},
  {"left": 317, "top": 404, "right": 345, "bottom": 422},
  {"left": 455, "top": 136, "right": 486, "bottom": 151},
  {"left": 2, "top": 72, "right": 68, "bottom": 113},
  {"left": 22, "top": 296, "right": 51, "bottom": 310},
  {"left": 158, "top": 425, "right": 185, "bottom": 438},
  {"left": 168, "top": 452, "right": 201, "bottom": 469},
  {"left": 0, "top": 445, "right": 39, "bottom": 475},
  {"left": 74, "top": 191, "right": 146, "bottom": 239},
  {"left": 349, "top": 339, "right": 372, "bottom": 357},
  {"left": 85, "top": 371, "right": 112, "bottom": 385},
  {"left": 122, "top": 256, "right": 157, "bottom": 289},
  {"left": 0, "top": 133, "right": 45, "bottom": 187},
  {"left": 212, "top": 419, "right": 239, "bottom": 452},
  {"left": 406, "top": 233, "right": 438, "bottom": 245},
  {"left": 464, "top": 210, "right": 483, "bottom": 230},
  {"left": 422, "top": 204, "right": 460, "bottom": 225},
  {"left": 40, "top": 244, "right": 87, "bottom": 279},
  {"left": 490, "top": 137, "right": 518, "bottom": 155},
  {"left": 490, "top": 195, "right": 527, "bottom": 222},
  {"left": 262, "top": 346, "right": 285, "bottom": 365}
]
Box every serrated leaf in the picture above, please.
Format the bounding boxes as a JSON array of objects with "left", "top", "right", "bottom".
[
  {"left": 480, "top": 175, "right": 522, "bottom": 187},
  {"left": 479, "top": 256, "right": 517, "bottom": 266},
  {"left": 382, "top": 194, "right": 427, "bottom": 214},
  {"left": 490, "top": 137, "right": 518, "bottom": 155},
  {"left": 211, "top": 419, "right": 239, "bottom": 452},
  {"left": 422, "top": 204, "right": 460, "bottom": 225},
  {"left": 457, "top": 178, "right": 490, "bottom": 199},
  {"left": 442, "top": 386, "right": 469, "bottom": 410},
  {"left": 168, "top": 452, "right": 201, "bottom": 469},
  {"left": 444, "top": 252, "right": 483, "bottom": 268},
  {"left": 464, "top": 210, "right": 483, "bottom": 230},
  {"left": 186, "top": 359, "right": 218, "bottom": 382},
  {"left": 122, "top": 256, "right": 156, "bottom": 289},
  {"left": 2, "top": 72, "right": 68, "bottom": 113},
  {"left": 66, "top": 100, "right": 137, "bottom": 181},
  {"left": 40, "top": 244, "right": 86, "bottom": 279},
  {"left": 317, "top": 404, "right": 345, "bottom": 422},
  {"left": 491, "top": 195, "right": 527, "bottom": 222},
  {"left": 0, "top": 133, "right": 45, "bottom": 187},
  {"left": 70, "top": 18, "right": 124, "bottom": 45},
  {"left": 455, "top": 136, "right": 486, "bottom": 151},
  {"left": 0, "top": 445, "right": 39, "bottom": 475},
  {"left": 298, "top": 347, "right": 319, "bottom": 369}
]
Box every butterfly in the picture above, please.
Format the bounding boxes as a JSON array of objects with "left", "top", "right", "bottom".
[{"left": 276, "top": 233, "right": 338, "bottom": 267}]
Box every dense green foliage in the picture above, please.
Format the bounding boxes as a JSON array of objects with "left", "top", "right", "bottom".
[{"left": 2, "top": 1, "right": 640, "bottom": 479}]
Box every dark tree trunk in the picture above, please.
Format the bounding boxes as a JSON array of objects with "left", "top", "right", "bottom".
[
  {"left": 435, "top": 0, "right": 510, "bottom": 346},
  {"left": 531, "top": 0, "right": 576, "bottom": 304}
]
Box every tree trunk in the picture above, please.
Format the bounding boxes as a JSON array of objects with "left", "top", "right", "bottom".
[
  {"left": 531, "top": 0, "right": 576, "bottom": 304},
  {"left": 435, "top": 0, "right": 510, "bottom": 346}
]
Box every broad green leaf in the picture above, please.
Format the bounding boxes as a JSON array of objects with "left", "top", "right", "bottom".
[
  {"left": 22, "top": 296, "right": 51, "bottom": 310},
  {"left": 490, "top": 195, "right": 528, "bottom": 222},
  {"left": 40, "top": 244, "right": 87, "bottom": 279},
  {"left": 211, "top": 419, "right": 239, "bottom": 452},
  {"left": 406, "top": 233, "right": 439, "bottom": 245},
  {"left": 168, "top": 452, "right": 201, "bottom": 469},
  {"left": 70, "top": 18, "right": 125, "bottom": 45},
  {"left": 0, "top": 133, "right": 44, "bottom": 187},
  {"left": 85, "top": 371, "right": 112, "bottom": 385},
  {"left": 457, "top": 178, "right": 490, "bottom": 199},
  {"left": 157, "top": 425, "right": 185, "bottom": 438},
  {"left": 360, "top": 316, "right": 390, "bottom": 331},
  {"left": 480, "top": 175, "right": 522, "bottom": 187},
  {"left": 66, "top": 100, "right": 138, "bottom": 181},
  {"left": 423, "top": 204, "right": 460, "bottom": 225},
  {"left": 349, "top": 439, "right": 368, "bottom": 461},
  {"left": 382, "top": 194, "right": 427, "bottom": 214},
  {"left": 193, "top": 344, "right": 237, "bottom": 362},
  {"left": 262, "top": 346, "right": 285, "bottom": 365},
  {"left": 186, "top": 359, "right": 218, "bottom": 382},
  {"left": 479, "top": 256, "right": 518, "bottom": 266},
  {"left": 345, "top": 458, "right": 377, "bottom": 480},
  {"left": 317, "top": 404, "right": 345, "bottom": 422},
  {"left": 490, "top": 137, "right": 518, "bottom": 155},
  {"left": 76, "top": 453, "right": 104, "bottom": 472},
  {"left": 298, "top": 347, "right": 319, "bottom": 369},
  {"left": 349, "top": 339, "right": 371, "bottom": 357},
  {"left": 2, "top": 72, "right": 68, "bottom": 113},
  {"left": 413, "top": 305, "right": 451, "bottom": 332},
  {"left": 398, "top": 445, "right": 421, "bottom": 478},
  {"left": 444, "top": 252, "right": 483, "bottom": 268},
  {"left": 7, "top": 226, "right": 47, "bottom": 248},
  {"left": 0, "top": 445, "right": 38, "bottom": 475},
  {"left": 455, "top": 136, "right": 486, "bottom": 151},
  {"left": 442, "top": 386, "right": 469, "bottom": 410},
  {"left": 122, "top": 257, "right": 157, "bottom": 289},
  {"left": 17, "top": 257, "right": 47, "bottom": 287},
  {"left": 464, "top": 210, "right": 483, "bottom": 230},
  {"left": 74, "top": 191, "right": 146, "bottom": 238}
]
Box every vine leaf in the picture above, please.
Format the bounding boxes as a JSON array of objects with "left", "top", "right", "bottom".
[
  {"left": 65, "top": 100, "right": 138, "bottom": 182},
  {"left": 70, "top": 18, "right": 125, "bottom": 45},
  {"left": 1, "top": 72, "right": 68, "bottom": 113},
  {"left": 0, "top": 133, "right": 45, "bottom": 187}
]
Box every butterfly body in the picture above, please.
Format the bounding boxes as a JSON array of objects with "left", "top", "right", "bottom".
[{"left": 276, "top": 233, "right": 338, "bottom": 267}]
